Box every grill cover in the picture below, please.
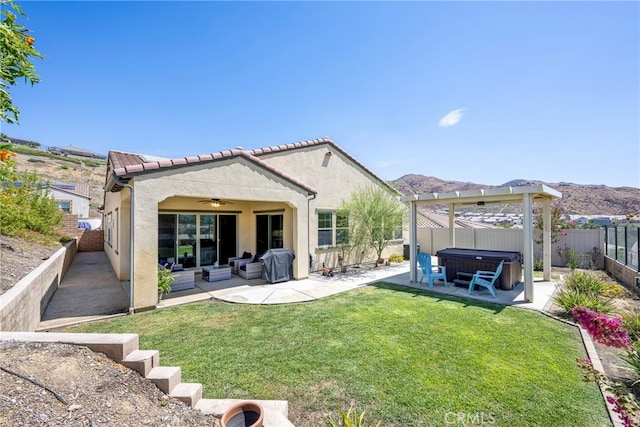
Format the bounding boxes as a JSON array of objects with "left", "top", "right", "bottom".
[{"left": 261, "top": 248, "right": 295, "bottom": 283}]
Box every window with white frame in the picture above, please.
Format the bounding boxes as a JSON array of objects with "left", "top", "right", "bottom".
[
  {"left": 318, "top": 211, "right": 333, "bottom": 246},
  {"left": 106, "top": 212, "right": 112, "bottom": 247},
  {"left": 57, "top": 200, "right": 72, "bottom": 213},
  {"left": 393, "top": 222, "right": 403, "bottom": 240},
  {"left": 317, "top": 210, "right": 349, "bottom": 247},
  {"left": 336, "top": 211, "right": 349, "bottom": 245}
]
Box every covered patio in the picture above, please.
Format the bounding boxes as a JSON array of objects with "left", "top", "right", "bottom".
[{"left": 401, "top": 184, "right": 562, "bottom": 302}]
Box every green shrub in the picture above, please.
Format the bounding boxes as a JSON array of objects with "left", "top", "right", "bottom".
[
  {"left": 557, "top": 244, "right": 585, "bottom": 269},
  {"left": 622, "top": 311, "right": 640, "bottom": 344},
  {"left": 602, "top": 283, "right": 631, "bottom": 299},
  {"left": 622, "top": 342, "right": 640, "bottom": 382},
  {"left": 564, "top": 271, "right": 605, "bottom": 295},
  {"left": 157, "top": 268, "right": 174, "bottom": 297},
  {"left": 59, "top": 164, "right": 69, "bottom": 170},
  {"left": 553, "top": 289, "right": 614, "bottom": 315},
  {"left": 388, "top": 253, "right": 404, "bottom": 263},
  {"left": 0, "top": 171, "right": 63, "bottom": 237},
  {"left": 533, "top": 258, "right": 544, "bottom": 271},
  {"left": 326, "top": 406, "right": 381, "bottom": 427},
  {"left": 27, "top": 157, "right": 43, "bottom": 163}
]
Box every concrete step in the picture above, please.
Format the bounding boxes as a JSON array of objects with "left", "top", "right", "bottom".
[
  {"left": 196, "top": 398, "right": 293, "bottom": 426},
  {"left": 0, "top": 332, "right": 139, "bottom": 362},
  {"left": 122, "top": 349, "right": 159, "bottom": 377},
  {"left": 264, "top": 410, "right": 296, "bottom": 427},
  {"left": 146, "top": 366, "right": 181, "bottom": 394},
  {"left": 170, "top": 382, "right": 203, "bottom": 407}
]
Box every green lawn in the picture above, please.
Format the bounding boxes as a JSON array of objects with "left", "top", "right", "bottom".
[{"left": 66, "top": 283, "right": 610, "bottom": 426}]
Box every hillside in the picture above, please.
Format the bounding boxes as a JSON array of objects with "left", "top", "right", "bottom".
[
  {"left": 392, "top": 174, "right": 640, "bottom": 216},
  {"left": 11, "top": 147, "right": 639, "bottom": 217},
  {"left": 14, "top": 150, "right": 107, "bottom": 216}
]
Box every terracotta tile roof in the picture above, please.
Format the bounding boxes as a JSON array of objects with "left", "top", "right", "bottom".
[
  {"left": 50, "top": 183, "right": 91, "bottom": 199},
  {"left": 107, "top": 148, "right": 317, "bottom": 195},
  {"left": 106, "top": 137, "right": 397, "bottom": 196},
  {"left": 109, "top": 151, "right": 145, "bottom": 171}
]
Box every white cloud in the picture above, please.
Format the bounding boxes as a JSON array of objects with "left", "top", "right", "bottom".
[{"left": 439, "top": 108, "right": 466, "bottom": 127}]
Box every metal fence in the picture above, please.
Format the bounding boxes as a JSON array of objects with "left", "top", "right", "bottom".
[{"left": 605, "top": 225, "right": 639, "bottom": 271}]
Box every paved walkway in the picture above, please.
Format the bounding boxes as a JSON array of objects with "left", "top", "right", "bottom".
[
  {"left": 39, "top": 255, "right": 560, "bottom": 330},
  {"left": 39, "top": 252, "right": 129, "bottom": 331}
]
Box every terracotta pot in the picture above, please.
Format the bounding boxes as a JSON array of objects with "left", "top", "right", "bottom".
[{"left": 221, "top": 401, "right": 264, "bottom": 427}]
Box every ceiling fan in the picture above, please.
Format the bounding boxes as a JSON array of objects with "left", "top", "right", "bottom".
[{"left": 198, "top": 198, "right": 233, "bottom": 208}]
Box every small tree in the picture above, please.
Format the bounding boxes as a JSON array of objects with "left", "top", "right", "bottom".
[
  {"left": 0, "top": 144, "right": 63, "bottom": 238},
  {"left": 533, "top": 204, "right": 567, "bottom": 245},
  {"left": 339, "top": 184, "right": 406, "bottom": 267},
  {"left": 1, "top": 0, "right": 42, "bottom": 124}
]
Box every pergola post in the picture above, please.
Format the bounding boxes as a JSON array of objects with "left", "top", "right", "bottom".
[
  {"left": 402, "top": 185, "right": 560, "bottom": 304},
  {"left": 542, "top": 198, "right": 552, "bottom": 281},
  {"left": 448, "top": 203, "right": 455, "bottom": 247},
  {"left": 409, "top": 199, "right": 418, "bottom": 283},
  {"left": 523, "top": 194, "right": 534, "bottom": 302}
]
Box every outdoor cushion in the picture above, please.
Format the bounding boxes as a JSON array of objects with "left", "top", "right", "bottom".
[
  {"left": 161, "top": 262, "right": 184, "bottom": 272},
  {"left": 253, "top": 253, "right": 262, "bottom": 263},
  {"left": 242, "top": 251, "right": 252, "bottom": 259}
]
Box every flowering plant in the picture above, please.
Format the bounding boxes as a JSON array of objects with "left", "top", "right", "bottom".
[
  {"left": 577, "top": 358, "right": 638, "bottom": 427},
  {"left": 572, "top": 306, "right": 631, "bottom": 349}
]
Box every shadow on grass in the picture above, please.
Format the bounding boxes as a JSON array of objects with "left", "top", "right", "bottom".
[{"left": 369, "top": 281, "right": 509, "bottom": 314}]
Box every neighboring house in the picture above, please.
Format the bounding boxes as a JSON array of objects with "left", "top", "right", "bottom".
[
  {"left": 103, "top": 137, "right": 403, "bottom": 311},
  {"left": 48, "top": 145, "right": 107, "bottom": 160},
  {"left": 49, "top": 183, "right": 91, "bottom": 219}
]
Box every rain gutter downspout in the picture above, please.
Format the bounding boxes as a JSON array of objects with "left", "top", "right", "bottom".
[
  {"left": 113, "top": 174, "right": 135, "bottom": 314},
  {"left": 307, "top": 193, "right": 317, "bottom": 274}
]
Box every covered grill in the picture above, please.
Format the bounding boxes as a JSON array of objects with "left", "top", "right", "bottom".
[{"left": 261, "top": 248, "right": 295, "bottom": 283}]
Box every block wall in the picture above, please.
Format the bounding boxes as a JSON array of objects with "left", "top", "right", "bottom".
[{"left": 79, "top": 230, "right": 104, "bottom": 252}]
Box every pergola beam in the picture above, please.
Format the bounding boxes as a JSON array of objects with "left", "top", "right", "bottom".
[{"left": 404, "top": 185, "right": 561, "bottom": 303}]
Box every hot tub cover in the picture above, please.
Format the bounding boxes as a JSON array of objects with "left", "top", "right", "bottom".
[{"left": 435, "top": 248, "right": 522, "bottom": 263}]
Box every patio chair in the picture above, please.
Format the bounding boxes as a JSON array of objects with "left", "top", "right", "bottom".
[
  {"left": 467, "top": 261, "right": 503, "bottom": 298},
  {"left": 417, "top": 252, "right": 447, "bottom": 288}
]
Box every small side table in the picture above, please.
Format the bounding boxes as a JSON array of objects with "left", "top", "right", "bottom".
[{"left": 202, "top": 266, "right": 232, "bottom": 282}]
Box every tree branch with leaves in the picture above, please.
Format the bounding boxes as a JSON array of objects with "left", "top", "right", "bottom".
[
  {"left": 1, "top": 0, "right": 42, "bottom": 124},
  {"left": 339, "top": 184, "right": 406, "bottom": 267}
]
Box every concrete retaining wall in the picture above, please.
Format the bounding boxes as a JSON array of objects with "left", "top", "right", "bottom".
[
  {"left": 605, "top": 256, "right": 640, "bottom": 296},
  {"left": 0, "top": 240, "right": 77, "bottom": 332}
]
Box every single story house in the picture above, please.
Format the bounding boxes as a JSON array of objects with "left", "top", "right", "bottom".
[
  {"left": 103, "top": 137, "right": 403, "bottom": 311},
  {"left": 49, "top": 183, "right": 91, "bottom": 218}
]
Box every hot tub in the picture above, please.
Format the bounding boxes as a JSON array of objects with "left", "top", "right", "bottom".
[{"left": 435, "top": 248, "right": 523, "bottom": 290}]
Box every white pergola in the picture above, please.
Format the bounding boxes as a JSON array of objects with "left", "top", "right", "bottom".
[{"left": 400, "top": 184, "right": 562, "bottom": 303}]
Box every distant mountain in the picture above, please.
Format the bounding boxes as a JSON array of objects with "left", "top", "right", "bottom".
[{"left": 391, "top": 174, "right": 640, "bottom": 216}]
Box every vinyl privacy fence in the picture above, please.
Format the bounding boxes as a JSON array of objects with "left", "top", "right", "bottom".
[{"left": 416, "top": 228, "right": 605, "bottom": 268}]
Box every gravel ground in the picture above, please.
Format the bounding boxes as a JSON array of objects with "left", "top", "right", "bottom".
[{"left": 0, "top": 341, "right": 220, "bottom": 426}]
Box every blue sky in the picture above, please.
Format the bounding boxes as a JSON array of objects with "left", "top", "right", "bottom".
[{"left": 3, "top": 1, "right": 639, "bottom": 188}]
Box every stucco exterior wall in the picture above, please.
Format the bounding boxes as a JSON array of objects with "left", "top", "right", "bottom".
[
  {"left": 104, "top": 189, "right": 129, "bottom": 280},
  {"left": 50, "top": 189, "right": 90, "bottom": 218},
  {"left": 122, "top": 158, "right": 310, "bottom": 311},
  {"left": 104, "top": 141, "right": 401, "bottom": 311},
  {"left": 259, "top": 144, "right": 401, "bottom": 269}
]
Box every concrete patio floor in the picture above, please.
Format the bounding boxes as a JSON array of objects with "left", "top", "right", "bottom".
[{"left": 39, "top": 255, "right": 561, "bottom": 331}]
